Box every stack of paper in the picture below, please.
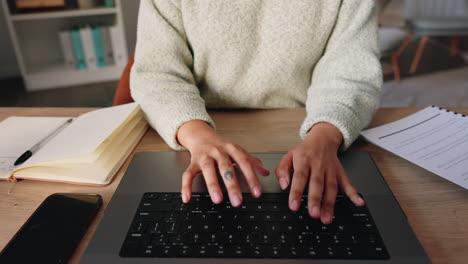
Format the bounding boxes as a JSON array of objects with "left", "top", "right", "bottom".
[{"left": 361, "top": 106, "right": 468, "bottom": 190}]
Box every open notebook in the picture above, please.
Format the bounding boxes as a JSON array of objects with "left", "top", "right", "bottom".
[{"left": 0, "top": 103, "right": 148, "bottom": 186}]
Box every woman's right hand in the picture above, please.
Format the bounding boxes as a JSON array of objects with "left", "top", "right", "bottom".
[{"left": 177, "top": 120, "right": 270, "bottom": 207}]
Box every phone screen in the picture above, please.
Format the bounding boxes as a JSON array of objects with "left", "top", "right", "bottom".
[{"left": 0, "top": 193, "right": 102, "bottom": 264}]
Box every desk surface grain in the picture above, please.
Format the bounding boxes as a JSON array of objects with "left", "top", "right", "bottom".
[{"left": 0, "top": 107, "right": 467, "bottom": 264}]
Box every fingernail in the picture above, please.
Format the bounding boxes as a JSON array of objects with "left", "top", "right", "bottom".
[
  {"left": 279, "top": 177, "right": 288, "bottom": 189},
  {"left": 353, "top": 195, "right": 365, "bottom": 206},
  {"left": 212, "top": 191, "right": 222, "bottom": 204},
  {"left": 290, "top": 199, "right": 299, "bottom": 211},
  {"left": 261, "top": 168, "right": 270, "bottom": 176},
  {"left": 357, "top": 196, "right": 365, "bottom": 206},
  {"left": 253, "top": 186, "right": 261, "bottom": 198},
  {"left": 311, "top": 206, "right": 320, "bottom": 218},
  {"left": 182, "top": 192, "right": 189, "bottom": 203},
  {"left": 231, "top": 194, "right": 242, "bottom": 207},
  {"left": 322, "top": 211, "right": 331, "bottom": 224}
]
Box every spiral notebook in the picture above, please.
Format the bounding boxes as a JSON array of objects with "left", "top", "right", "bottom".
[{"left": 361, "top": 106, "right": 468, "bottom": 190}]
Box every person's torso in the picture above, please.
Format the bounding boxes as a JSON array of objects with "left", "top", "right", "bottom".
[{"left": 179, "top": 0, "right": 342, "bottom": 108}]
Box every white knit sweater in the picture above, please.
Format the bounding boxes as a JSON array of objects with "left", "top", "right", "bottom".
[{"left": 130, "top": 0, "right": 382, "bottom": 150}]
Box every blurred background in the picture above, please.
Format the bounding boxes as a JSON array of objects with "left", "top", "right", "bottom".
[{"left": 0, "top": 0, "right": 467, "bottom": 108}]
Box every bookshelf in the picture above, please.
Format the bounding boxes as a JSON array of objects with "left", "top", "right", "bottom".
[
  {"left": 1, "top": 0, "right": 128, "bottom": 91},
  {"left": 11, "top": 7, "right": 118, "bottom": 21}
]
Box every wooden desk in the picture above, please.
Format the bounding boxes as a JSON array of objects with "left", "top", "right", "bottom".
[{"left": 0, "top": 107, "right": 467, "bottom": 264}]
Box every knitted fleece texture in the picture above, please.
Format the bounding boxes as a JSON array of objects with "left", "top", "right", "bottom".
[{"left": 130, "top": 0, "right": 382, "bottom": 150}]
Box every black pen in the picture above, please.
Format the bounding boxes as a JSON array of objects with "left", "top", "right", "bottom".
[{"left": 14, "top": 118, "right": 73, "bottom": 166}]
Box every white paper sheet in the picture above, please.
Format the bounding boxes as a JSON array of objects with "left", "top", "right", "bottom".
[
  {"left": 0, "top": 116, "right": 72, "bottom": 178},
  {"left": 361, "top": 106, "right": 468, "bottom": 189}
]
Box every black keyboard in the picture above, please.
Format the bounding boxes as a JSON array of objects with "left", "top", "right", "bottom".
[{"left": 120, "top": 193, "right": 389, "bottom": 259}]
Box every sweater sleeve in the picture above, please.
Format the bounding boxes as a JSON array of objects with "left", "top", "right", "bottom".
[
  {"left": 299, "top": 0, "right": 382, "bottom": 150},
  {"left": 130, "top": 0, "right": 215, "bottom": 150}
]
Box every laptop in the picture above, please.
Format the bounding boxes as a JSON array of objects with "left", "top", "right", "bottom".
[{"left": 81, "top": 151, "right": 430, "bottom": 263}]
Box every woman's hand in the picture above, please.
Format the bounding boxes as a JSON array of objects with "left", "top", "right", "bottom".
[
  {"left": 177, "top": 120, "right": 270, "bottom": 207},
  {"left": 275, "top": 122, "right": 365, "bottom": 224}
]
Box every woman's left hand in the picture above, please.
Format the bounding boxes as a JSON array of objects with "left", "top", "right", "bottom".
[{"left": 275, "top": 122, "right": 365, "bottom": 224}]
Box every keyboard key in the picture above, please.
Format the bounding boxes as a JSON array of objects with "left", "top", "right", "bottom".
[
  {"left": 150, "top": 233, "right": 166, "bottom": 245},
  {"left": 287, "top": 246, "right": 307, "bottom": 258},
  {"left": 175, "top": 245, "right": 192, "bottom": 257},
  {"left": 278, "top": 213, "right": 293, "bottom": 222},
  {"left": 254, "top": 233, "right": 274, "bottom": 244},
  {"left": 280, "top": 224, "right": 296, "bottom": 232},
  {"left": 251, "top": 224, "right": 262, "bottom": 233},
  {"left": 142, "top": 247, "right": 156, "bottom": 257},
  {"left": 226, "top": 245, "right": 246, "bottom": 257},
  {"left": 155, "top": 245, "right": 175, "bottom": 257},
  {"left": 164, "top": 222, "right": 179, "bottom": 233},
  {"left": 208, "top": 233, "right": 227, "bottom": 244},
  {"left": 264, "top": 245, "right": 286, "bottom": 258},
  {"left": 262, "top": 213, "right": 274, "bottom": 221},
  {"left": 305, "top": 246, "right": 319, "bottom": 258},
  {"left": 248, "top": 245, "right": 264, "bottom": 258},
  {"left": 279, "top": 233, "right": 297, "bottom": 245},
  {"left": 357, "top": 233, "right": 381, "bottom": 245},
  {"left": 164, "top": 212, "right": 179, "bottom": 222},
  {"left": 355, "top": 245, "right": 389, "bottom": 259},
  {"left": 152, "top": 202, "right": 174, "bottom": 211},
  {"left": 143, "top": 193, "right": 158, "bottom": 199},
  {"left": 254, "top": 203, "right": 265, "bottom": 211},
  {"left": 192, "top": 245, "right": 210, "bottom": 257},
  {"left": 188, "top": 233, "right": 209, "bottom": 244},
  {"left": 265, "top": 223, "right": 280, "bottom": 232},
  {"left": 181, "top": 222, "right": 196, "bottom": 233},
  {"left": 241, "top": 233, "right": 253, "bottom": 244},
  {"left": 127, "top": 233, "right": 151, "bottom": 248},
  {"left": 168, "top": 234, "right": 184, "bottom": 244},
  {"left": 159, "top": 193, "right": 173, "bottom": 202},
  {"left": 225, "top": 223, "right": 249, "bottom": 233},
  {"left": 226, "top": 233, "right": 240, "bottom": 244},
  {"left": 295, "top": 213, "right": 307, "bottom": 221},
  {"left": 211, "top": 245, "right": 226, "bottom": 257},
  {"left": 131, "top": 221, "right": 148, "bottom": 233},
  {"left": 200, "top": 223, "right": 217, "bottom": 232},
  {"left": 241, "top": 213, "right": 258, "bottom": 221},
  {"left": 319, "top": 246, "right": 337, "bottom": 258},
  {"left": 136, "top": 212, "right": 162, "bottom": 221},
  {"left": 222, "top": 213, "right": 240, "bottom": 223},
  {"left": 240, "top": 203, "right": 257, "bottom": 211},
  {"left": 265, "top": 203, "right": 288, "bottom": 211}
]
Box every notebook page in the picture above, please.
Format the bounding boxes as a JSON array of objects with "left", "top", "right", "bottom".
[
  {"left": 20, "top": 103, "right": 139, "bottom": 168},
  {"left": 35, "top": 111, "right": 143, "bottom": 166},
  {"left": 361, "top": 106, "right": 468, "bottom": 189},
  {"left": 0, "top": 117, "right": 72, "bottom": 177},
  {"left": 14, "top": 120, "right": 148, "bottom": 185}
]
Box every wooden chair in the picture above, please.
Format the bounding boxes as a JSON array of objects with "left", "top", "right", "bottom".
[
  {"left": 112, "top": 53, "right": 135, "bottom": 106},
  {"left": 391, "top": 0, "right": 468, "bottom": 82}
]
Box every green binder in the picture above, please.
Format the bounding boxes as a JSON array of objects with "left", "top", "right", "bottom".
[
  {"left": 91, "top": 26, "right": 107, "bottom": 68},
  {"left": 105, "top": 0, "right": 113, "bottom": 8},
  {"left": 70, "top": 28, "right": 87, "bottom": 70}
]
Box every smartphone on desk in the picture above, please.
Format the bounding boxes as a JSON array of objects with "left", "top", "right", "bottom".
[{"left": 0, "top": 193, "right": 102, "bottom": 264}]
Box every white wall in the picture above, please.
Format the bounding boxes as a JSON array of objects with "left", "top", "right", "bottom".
[
  {"left": 0, "top": 0, "right": 141, "bottom": 79},
  {"left": 121, "top": 0, "right": 140, "bottom": 55},
  {"left": 0, "top": 2, "right": 20, "bottom": 78}
]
